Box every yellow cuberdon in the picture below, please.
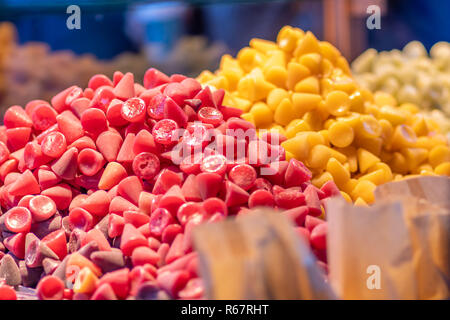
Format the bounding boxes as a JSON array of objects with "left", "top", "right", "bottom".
[{"left": 198, "top": 26, "right": 450, "bottom": 205}]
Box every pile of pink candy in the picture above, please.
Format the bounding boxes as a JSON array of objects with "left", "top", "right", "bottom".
[{"left": 0, "top": 68, "right": 338, "bottom": 300}]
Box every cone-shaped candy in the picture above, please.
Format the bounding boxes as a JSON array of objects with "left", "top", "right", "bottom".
[
  {"left": 9, "top": 169, "right": 40, "bottom": 196},
  {"left": 90, "top": 250, "right": 125, "bottom": 273},
  {"left": 109, "top": 196, "right": 138, "bottom": 216},
  {"left": 69, "top": 136, "right": 96, "bottom": 151},
  {"left": 0, "top": 254, "right": 22, "bottom": 286},
  {"left": 42, "top": 258, "right": 61, "bottom": 275},
  {"left": 180, "top": 174, "right": 202, "bottom": 202},
  {"left": 118, "top": 176, "right": 143, "bottom": 205},
  {"left": 285, "top": 158, "right": 312, "bottom": 187},
  {"left": 133, "top": 130, "right": 158, "bottom": 155},
  {"left": 3, "top": 232, "right": 26, "bottom": 259},
  {"left": 98, "top": 162, "right": 127, "bottom": 190},
  {"left": 96, "top": 131, "right": 123, "bottom": 162},
  {"left": 152, "top": 169, "right": 182, "bottom": 195},
  {"left": 91, "top": 283, "right": 118, "bottom": 300},
  {"left": 51, "top": 147, "right": 78, "bottom": 180},
  {"left": 113, "top": 72, "right": 135, "bottom": 100},
  {"left": 224, "top": 181, "right": 249, "bottom": 207},
  {"left": 196, "top": 172, "right": 222, "bottom": 200},
  {"left": 82, "top": 229, "right": 111, "bottom": 252},
  {"left": 56, "top": 111, "right": 84, "bottom": 144},
  {"left": 41, "top": 184, "right": 72, "bottom": 210},
  {"left": 120, "top": 224, "right": 148, "bottom": 256},
  {"left": 116, "top": 133, "right": 136, "bottom": 163},
  {"left": 96, "top": 268, "right": 130, "bottom": 299},
  {"left": 80, "top": 190, "right": 110, "bottom": 217},
  {"left": 51, "top": 86, "right": 76, "bottom": 113},
  {"left": 38, "top": 169, "right": 61, "bottom": 190},
  {"left": 163, "top": 97, "right": 188, "bottom": 128}
]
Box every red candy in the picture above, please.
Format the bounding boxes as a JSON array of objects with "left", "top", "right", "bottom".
[
  {"left": 0, "top": 141, "right": 10, "bottom": 165},
  {"left": 121, "top": 224, "right": 148, "bottom": 256},
  {"left": 65, "top": 86, "right": 84, "bottom": 106},
  {"left": 228, "top": 164, "right": 257, "bottom": 190},
  {"left": 132, "top": 152, "right": 160, "bottom": 180},
  {"left": 106, "top": 99, "right": 128, "bottom": 126},
  {"left": 96, "top": 131, "right": 123, "bottom": 162},
  {"left": 114, "top": 72, "right": 135, "bottom": 101},
  {"left": 31, "top": 104, "right": 58, "bottom": 131},
  {"left": 200, "top": 154, "right": 227, "bottom": 176},
  {"left": 176, "top": 202, "right": 204, "bottom": 226},
  {"left": 202, "top": 197, "right": 227, "bottom": 218},
  {"left": 51, "top": 147, "right": 78, "bottom": 180},
  {"left": 41, "top": 132, "right": 67, "bottom": 158},
  {"left": 97, "top": 268, "right": 130, "bottom": 299},
  {"left": 147, "top": 94, "right": 165, "bottom": 120},
  {"left": 24, "top": 141, "right": 50, "bottom": 170},
  {"left": 310, "top": 222, "right": 327, "bottom": 250},
  {"left": 6, "top": 127, "right": 31, "bottom": 150},
  {"left": 248, "top": 189, "right": 274, "bottom": 208},
  {"left": 121, "top": 97, "right": 146, "bottom": 123},
  {"left": 56, "top": 111, "right": 84, "bottom": 144},
  {"left": 144, "top": 68, "right": 170, "bottom": 89},
  {"left": 81, "top": 108, "right": 108, "bottom": 136},
  {"left": 0, "top": 285, "right": 17, "bottom": 300},
  {"left": 3, "top": 232, "right": 26, "bottom": 259},
  {"left": 149, "top": 208, "right": 175, "bottom": 238},
  {"left": 152, "top": 119, "right": 179, "bottom": 145},
  {"left": 4, "top": 206, "right": 32, "bottom": 233},
  {"left": 4, "top": 105, "right": 33, "bottom": 129},
  {"left": 164, "top": 97, "right": 188, "bottom": 128},
  {"left": 108, "top": 213, "right": 125, "bottom": 238},
  {"left": 131, "top": 246, "right": 160, "bottom": 266},
  {"left": 285, "top": 159, "right": 312, "bottom": 187},
  {"left": 88, "top": 74, "right": 113, "bottom": 90},
  {"left": 29, "top": 195, "right": 57, "bottom": 222},
  {"left": 197, "top": 107, "right": 223, "bottom": 126},
  {"left": 274, "top": 188, "right": 306, "bottom": 209},
  {"left": 78, "top": 148, "right": 105, "bottom": 177},
  {"left": 0, "top": 68, "right": 333, "bottom": 300},
  {"left": 41, "top": 229, "right": 68, "bottom": 260},
  {"left": 164, "top": 82, "right": 190, "bottom": 107},
  {"left": 36, "top": 276, "right": 65, "bottom": 300}
]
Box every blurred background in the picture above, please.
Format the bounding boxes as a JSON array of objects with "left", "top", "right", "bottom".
[{"left": 0, "top": 0, "right": 449, "bottom": 115}]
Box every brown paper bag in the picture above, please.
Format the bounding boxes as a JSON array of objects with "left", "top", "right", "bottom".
[
  {"left": 193, "top": 209, "right": 336, "bottom": 299},
  {"left": 327, "top": 176, "right": 450, "bottom": 300}
]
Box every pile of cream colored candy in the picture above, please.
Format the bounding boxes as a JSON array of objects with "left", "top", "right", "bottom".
[{"left": 352, "top": 41, "right": 450, "bottom": 133}]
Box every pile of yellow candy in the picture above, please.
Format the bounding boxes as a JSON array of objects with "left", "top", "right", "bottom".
[{"left": 198, "top": 26, "right": 450, "bottom": 205}]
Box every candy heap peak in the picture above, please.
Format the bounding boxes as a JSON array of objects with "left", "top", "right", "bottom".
[
  {"left": 199, "top": 26, "right": 450, "bottom": 205},
  {"left": 0, "top": 68, "right": 335, "bottom": 300}
]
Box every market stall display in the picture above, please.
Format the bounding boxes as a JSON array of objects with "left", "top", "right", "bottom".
[
  {"left": 0, "top": 21, "right": 448, "bottom": 301},
  {"left": 198, "top": 26, "right": 450, "bottom": 204}
]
